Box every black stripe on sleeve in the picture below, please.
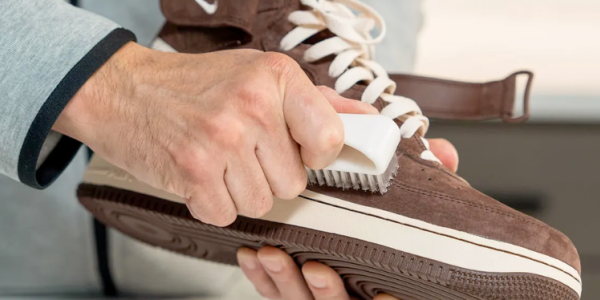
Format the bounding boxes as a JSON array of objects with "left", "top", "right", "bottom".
[{"left": 18, "top": 28, "right": 136, "bottom": 189}]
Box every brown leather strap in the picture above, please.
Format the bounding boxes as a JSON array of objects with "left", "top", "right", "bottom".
[{"left": 391, "top": 71, "right": 533, "bottom": 123}]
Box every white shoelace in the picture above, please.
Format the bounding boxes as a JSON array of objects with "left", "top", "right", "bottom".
[{"left": 196, "top": 0, "right": 439, "bottom": 162}]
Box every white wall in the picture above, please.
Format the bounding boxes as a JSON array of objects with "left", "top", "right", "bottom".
[{"left": 415, "top": 0, "right": 600, "bottom": 121}]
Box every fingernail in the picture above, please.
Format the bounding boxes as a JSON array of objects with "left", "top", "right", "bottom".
[
  {"left": 373, "top": 294, "right": 399, "bottom": 300},
  {"left": 261, "top": 257, "right": 283, "bottom": 273},
  {"left": 364, "top": 103, "right": 380, "bottom": 114},
  {"left": 240, "top": 257, "right": 258, "bottom": 270},
  {"left": 304, "top": 272, "right": 328, "bottom": 289}
]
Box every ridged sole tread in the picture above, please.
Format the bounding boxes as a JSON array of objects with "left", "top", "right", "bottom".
[{"left": 78, "top": 184, "right": 578, "bottom": 300}]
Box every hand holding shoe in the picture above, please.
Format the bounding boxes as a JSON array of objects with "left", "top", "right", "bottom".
[
  {"left": 238, "top": 246, "right": 400, "bottom": 300},
  {"left": 237, "top": 141, "right": 459, "bottom": 299},
  {"left": 53, "top": 42, "right": 377, "bottom": 227}
]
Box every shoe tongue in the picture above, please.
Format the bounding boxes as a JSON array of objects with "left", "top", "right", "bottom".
[
  {"left": 161, "top": 0, "right": 260, "bottom": 35},
  {"left": 161, "top": 0, "right": 372, "bottom": 97}
]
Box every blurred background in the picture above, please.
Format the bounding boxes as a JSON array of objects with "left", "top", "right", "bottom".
[
  {"left": 10, "top": 0, "right": 591, "bottom": 298},
  {"left": 418, "top": 1, "right": 600, "bottom": 298},
  {"left": 80, "top": 0, "right": 600, "bottom": 297}
]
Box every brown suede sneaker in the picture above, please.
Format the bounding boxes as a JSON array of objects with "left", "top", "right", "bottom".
[{"left": 77, "top": 1, "right": 582, "bottom": 299}]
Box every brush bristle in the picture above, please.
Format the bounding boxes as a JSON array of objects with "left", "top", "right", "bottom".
[{"left": 306, "top": 155, "right": 399, "bottom": 194}]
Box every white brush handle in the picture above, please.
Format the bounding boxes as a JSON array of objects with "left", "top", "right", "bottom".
[{"left": 323, "top": 114, "right": 400, "bottom": 175}]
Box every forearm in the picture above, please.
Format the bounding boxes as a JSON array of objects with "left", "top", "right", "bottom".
[{"left": 0, "top": 0, "right": 135, "bottom": 188}]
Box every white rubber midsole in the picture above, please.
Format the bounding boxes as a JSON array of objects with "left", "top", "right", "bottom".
[
  {"left": 291, "top": 191, "right": 582, "bottom": 296},
  {"left": 83, "top": 159, "right": 581, "bottom": 296}
]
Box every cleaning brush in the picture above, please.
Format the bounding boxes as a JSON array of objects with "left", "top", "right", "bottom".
[{"left": 306, "top": 114, "right": 401, "bottom": 194}]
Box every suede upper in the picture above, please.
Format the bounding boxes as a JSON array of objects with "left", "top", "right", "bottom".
[{"left": 156, "top": 0, "right": 581, "bottom": 275}]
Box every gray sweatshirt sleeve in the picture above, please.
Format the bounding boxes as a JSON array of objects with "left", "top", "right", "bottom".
[{"left": 0, "top": 0, "right": 135, "bottom": 189}]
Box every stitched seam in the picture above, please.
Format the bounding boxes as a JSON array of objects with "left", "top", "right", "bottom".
[
  {"left": 223, "top": 16, "right": 252, "bottom": 30},
  {"left": 396, "top": 146, "right": 552, "bottom": 230},
  {"left": 266, "top": 1, "right": 289, "bottom": 29},
  {"left": 189, "top": 4, "right": 559, "bottom": 240},
  {"left": 400, "top": 149, "right": 464, "bottom": 182},
  {"left": 171, "top": 15, "right": 252, "bottom": 30},
  {"left": 392, "top": 180, "right": 560, "bottom": 234},
  {"left": 297, "top": 195, "right": 580, "bottom": 283},
  {"left": 84, "top": 185, "right": 581, "bottom": 283}
]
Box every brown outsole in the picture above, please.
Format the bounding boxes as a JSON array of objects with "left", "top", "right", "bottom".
[{"left": 78, "top": 184, "right": 579, "bottom": 300}]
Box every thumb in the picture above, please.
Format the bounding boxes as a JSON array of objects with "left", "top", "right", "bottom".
[
  {"left": 281, "top": 70, "right": 345, "bottom": 170},
  {"left": 316, "top": 86, "right": 379, "bottom": 115},
  {"left": 427, "top": 138, "right": 459, "bottom": 173}
]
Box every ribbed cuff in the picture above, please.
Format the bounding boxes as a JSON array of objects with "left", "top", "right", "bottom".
[{"left": 18, "top": 28, "right": 136, "bottom": 189}]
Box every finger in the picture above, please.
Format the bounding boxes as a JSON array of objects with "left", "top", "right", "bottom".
[
  {"left": 276, "top": 58, "right": 345, "bottom": 170},
  {"left": 427, "top": 138, "right": 459, "bottom": 173},
  {"left": 238, "top": 248, "right": 281, "bottom": 300},
  {"left": 373, "top": 294, "right": 401, "bottom": 300},
  {"left": 185, "top": 176, "right": 237, "bottom": 227},
  {"left": 257, "top": 246, "right": 313, "bottom": 300},
  {"left": 316, "top": 86, "right": 379, "bottom": 115},
  {"left": 224, "top": 153, "right": 274, "bottom": 218},
  {"left": 302, "top": 261, "right": 350, "bottom": 300},
  {"left": 256, "top": 116, "right": 307, "bottom": 200}
]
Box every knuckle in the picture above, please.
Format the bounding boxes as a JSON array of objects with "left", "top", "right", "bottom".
[
  {"left": 316, "top": 126, "right": 344, "bottom": 153},
  {"left": 269, "top": 264, "right": 295, "bottom": 283},
  {"left": 253, "top": 195, "right": 274, "bottom": 218},
  {"left": 260, "top": 52, "right": 299, "bottom": 77},
  {"left": 243, "top": 187, "right": 273, "bottom": 218},
  {"left": 289, "top": 172, "right": 308, "bottom": 197},
  {"left": 303, "top": 158, "right": 321, "bottom": 170},
  {"left": 211, "top": 116, "right": 247, "bottom": 149},
  {"left": 172, "top": 147, "right": 201, "bottom": 169},
  {"left": 189, "top": 192, "right": 237, "bottom": 227},
  {"left": 303, "top": 129, "right": 344, "bottom": 162},
  {"left": 210, "top": 206, "right": 237, "bottom": 227},
  {"left": 209, "top": 196, "right": 237, "bottom": 226},
  {"left": 185, "top": 197, "right": 209, "bottom": 222},
  {"left": 171, "top": 149, "right": 211, "bottom": 184},
  {"left": 235, "top": 83, "right": 276, "bottom": 123},
  {"left": 185, "top": 200, "right": 201, "bottom": 220},
  {"left": 276, "top": 171, "right": 306, "bottom": 200}
]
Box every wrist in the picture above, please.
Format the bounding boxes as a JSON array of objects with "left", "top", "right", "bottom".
[{"left": 52, "top": 42, "right": 146, "bottom": 146}]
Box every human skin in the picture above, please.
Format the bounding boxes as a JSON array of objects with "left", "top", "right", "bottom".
[
  {"left": 237, "top": 139, "right": 459, "bottom": 300},
  {"left": 53, "top": 42, "right": 378, "bottom": 227},
  {"left": 53, "top": 41, "right": 459, "bottom": 299}
]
